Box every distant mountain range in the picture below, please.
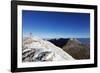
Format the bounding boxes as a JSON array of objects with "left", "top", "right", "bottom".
[
  {"left": 48, "top": 38, "right": 90, "bottom": 59},
  {"left": 48, "top": 38, "right": 69, "bottom": 48}
]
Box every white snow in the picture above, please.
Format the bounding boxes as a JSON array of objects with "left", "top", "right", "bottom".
[{"left": 23, "top": 36, "right": 75, "bottom": 61}]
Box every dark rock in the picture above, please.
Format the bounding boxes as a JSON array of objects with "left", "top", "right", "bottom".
[{"left": 34, "top": 51, "right": 54, "bottom": 61}]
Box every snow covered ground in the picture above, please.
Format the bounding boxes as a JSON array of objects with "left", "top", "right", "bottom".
[{"left": 22, "top": 36, "right": 75, "bottom": 62}]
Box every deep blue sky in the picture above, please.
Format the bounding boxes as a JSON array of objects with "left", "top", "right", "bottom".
[{"left": 22, "top": 10, "right": 90, "bottom": 38}]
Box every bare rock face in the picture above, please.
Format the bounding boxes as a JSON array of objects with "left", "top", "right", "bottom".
[
  {"left": 63, "top": 38, "right": 90, "bottom": 59},
  {"left": 22, "top": 48, "right": 36, "bottom": 62}
]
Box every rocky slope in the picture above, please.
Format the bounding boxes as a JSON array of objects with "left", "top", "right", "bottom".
[{"left": 63, "top": 38, "right": 90, "bottom": 59}]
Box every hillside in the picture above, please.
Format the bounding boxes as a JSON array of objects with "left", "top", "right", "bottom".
[
  {"left": 22, "top": 36, "right": 75, "bottom": 62},
  {"left": 62, "top": 38, "right": 90, "bottom": 59}
]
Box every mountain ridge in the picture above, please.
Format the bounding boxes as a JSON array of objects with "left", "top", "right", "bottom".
[
  {"left": 48, "top": 38, "right": 90, "bottom": 59},
  {"left": 22, "top": 36, "right": 75, "bottom": 62}
]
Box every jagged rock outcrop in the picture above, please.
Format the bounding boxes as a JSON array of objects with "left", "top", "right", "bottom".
[{"left": 33, "top": 51, "right": 54, "bottom": 61}]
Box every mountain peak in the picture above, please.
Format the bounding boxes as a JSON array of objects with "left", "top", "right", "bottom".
[
  {"left": 68, "top": 38, "right": 81, "bottom": 44},
  {"left": 22, "top": 36, "right": 75, "bottom": 62},
  {"left": 63, "top": 38, "right": 90, "bottom": 59}
]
